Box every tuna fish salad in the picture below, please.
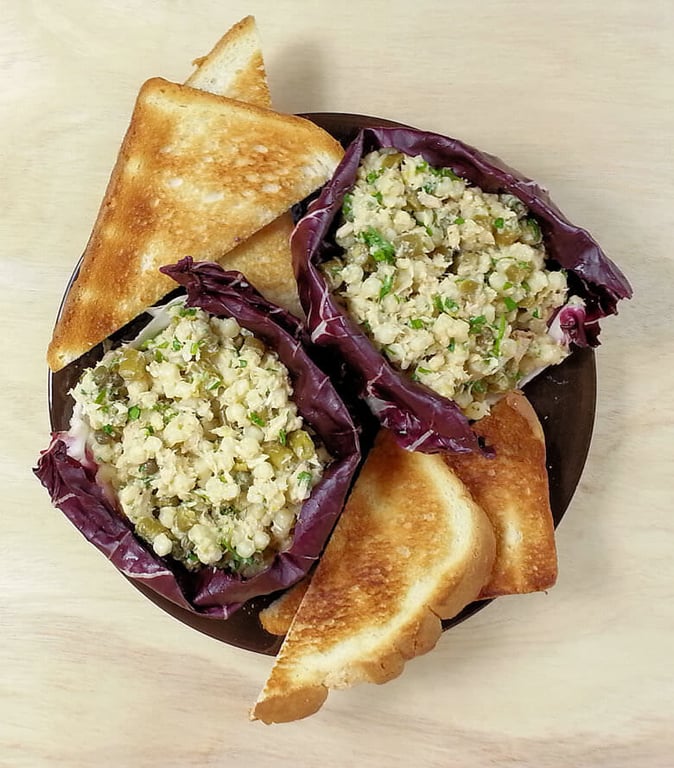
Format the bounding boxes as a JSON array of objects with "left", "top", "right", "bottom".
[
  {"left": 70, "top": 300, "right": 328, "bottom": 576},
  {"left": 322, "top": 149, "right": 571, "bottom": 420}
]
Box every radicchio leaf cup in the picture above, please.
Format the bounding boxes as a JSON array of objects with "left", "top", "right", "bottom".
[
  {"left": 291, "top": 126, "right": 632, "bottom": 454},
  {"left": 34, "top": 258, "right": 361, "bottom": 618}
]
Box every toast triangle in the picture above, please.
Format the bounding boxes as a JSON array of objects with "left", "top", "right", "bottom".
[
  {"left": 186, "top": 15, "right": 271, "bottom": 108},
  {"left": 251, "top": 429, "right": 496, "bottom": 723},
  {"left": 444, "top": 391, "right": 558, "bottom": 598},
  {"left": 47, "top": 78, "right": 342, "bottom": 370}
]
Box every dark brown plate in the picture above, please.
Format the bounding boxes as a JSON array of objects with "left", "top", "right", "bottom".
[{"left": 48, "top": 113, "right": 596, "bottom": 656}]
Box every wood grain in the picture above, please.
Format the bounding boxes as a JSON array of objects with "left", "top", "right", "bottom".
[{"left": 2, "top": 0, "right": 673, "bottom": 765}]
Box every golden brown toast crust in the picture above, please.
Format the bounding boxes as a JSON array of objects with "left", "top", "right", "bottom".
[
  {"left": 444, "top": 391, "right": 558, "bottom": 598},
  {"left": 186, "top": 16, "right": 271, "bottom": 108},
  {"left": 251, "top": 430, "right": 495, "bottom": 723},
  {"left": 259, "top": 577, "right": 310, "bottom": 637},
  {"left": 47, "top": 78, "right": 343, "bottom": 370},
  {"left": 220, "top": 214, "right": 301, "bottom": 316}
]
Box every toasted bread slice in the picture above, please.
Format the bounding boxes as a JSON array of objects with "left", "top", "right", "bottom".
[
  {"left": 217, "top": 214, "right": 301, "bottom": 315},
  {"left": 47, "top": 78, "right": 343, "bottom": 370},
  {"left": 251, "top": 429, "right": 496, "bottom": 723},
  {"left": 259, "top": 577, "right": 310, "bottom": 637},
  {"left": 185, "top": 18, "right": 301, "bottom": 315},
  {"left": 444, "top": 391, "right": 557, "bottom": 598},
  {"left": 186, "top": 15, "right": 271, "bottom": 108}
]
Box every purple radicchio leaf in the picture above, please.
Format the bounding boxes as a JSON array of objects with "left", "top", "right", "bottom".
[
  {"left": 292, "top": 126, "right": 632, "bottom": 454},
  {"left": 35, "top": 258, "right": 361, "bottom": 618}
]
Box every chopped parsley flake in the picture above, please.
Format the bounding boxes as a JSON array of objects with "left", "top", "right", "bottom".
[
  {"left": 433, "top": 294, "right": 459, "bottom": 315},
  {"left": 493, "top": 314, "right": 508, "bottom": 356},
  {"left": 524, "top": 217, "right": 542, "bottom": 241},
  {"left": 360, "top": 227, "right": 396, "bottom": 264},
  {"left": 379, "top": 274, "right": 395, "bottom": 300},
  {"left": 430, "top": 166, "right": 461, "bottom": 181},
  {"left": 249, "top": 412, "right": 266, "bottom": 427},
  {"left": 342, "top": 193, "right": 354, "bottom": 221}
]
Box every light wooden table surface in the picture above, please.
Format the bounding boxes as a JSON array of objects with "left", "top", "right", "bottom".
[{"left": 2, "top": 1, "right": 672, "bottom": 765}]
